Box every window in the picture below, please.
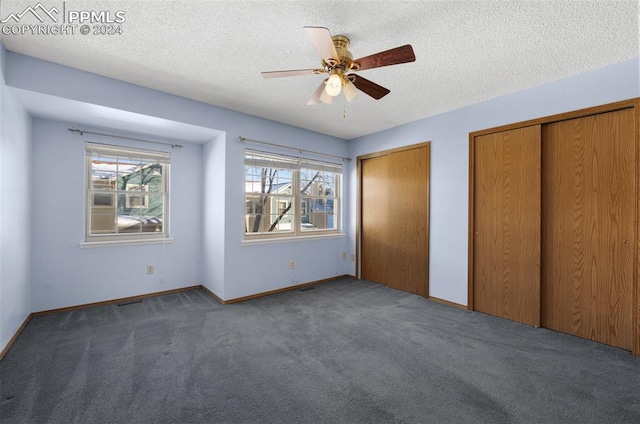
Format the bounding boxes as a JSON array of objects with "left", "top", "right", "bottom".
[
  {"left": 244, "top": 149, "right": 341, "bottom": 239},
  {"left": 85, "top": 142, "right": 170, "bottom": 243}
]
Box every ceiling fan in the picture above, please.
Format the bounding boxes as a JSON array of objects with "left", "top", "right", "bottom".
[{"left": 261, "top": 26, "right": 416, "bottom": 105}]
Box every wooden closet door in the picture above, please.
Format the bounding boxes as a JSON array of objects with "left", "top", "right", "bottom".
[
  {"left": 388, "top": 146, "right": 429, "bottom": 297},
  {"left": 473, "top": 126, "right": 541, "bottom": 327},
  {"left": 361, "top": 145, "right": 430, "bottom": 297},
  {"left": 361, "top": 155, "right": 391, "bottom": 285},
  {"left": 541, "top": 109, "right": 635, "bottom": 351}
]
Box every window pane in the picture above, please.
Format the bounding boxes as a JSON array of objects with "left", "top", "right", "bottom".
[
  {"left": 301, "top": 169, "right": 337, "bottom": 232},
  {"left": 91, "top": 156, "right": 117, "bottom": 189},
  {"left": 245, "top": 163, "right": 294, "bottom": 235},
  {"left": 125, "top": 184, "right": 149, "bottom": 208},
  {"left": 92, "top": 174, "right": 116, "bottom": 187},
  {"left": 245, "top": 195, "right": 294, "bottom": 234},
  {"left": 90, "top": 208, "right": 116, "bottom": 234},
  {"left": 139, "top": 162, "right": 164, "bottom": 192},
  {"left": 245, "top": 194, "right": 266, "bottom": 215},
  {"left": 245, "top": 167, "right": 292, "bottom": 193},
  {"left": 301, "top": 197, "right": 336, "bottom": 231},
  {"left": 142, "top": 194, "right": 164, "bottom": 224},
  {"left": 116, "top": 157, "right": 141, "bottom": 186},
  {"left": 267, "top": 198, "right": 294, "bottom": 232},
  {"left": 92, "top": 178, "right": 116, "bottom": 192},
  {"left": 115, "top": 194, "right": 164, "bottom": 234},
  {"left": 116, "top": 193, "right": 140, "bottom": 233},
  {"left": 300, "top": 169, "right": 336, "bottom": 197},
  {"left": 93, "top": 192, "right": 114, "bottom": 207}
]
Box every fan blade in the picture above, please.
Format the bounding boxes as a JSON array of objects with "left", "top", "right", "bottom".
[
  {"left": 319, "top": 87, "right": 334, "bottom": 104},
  {"left": 262, "top": 69, "right": 321, "bottom": 79},
  {"left": 353, "top": 44, "right": 415, "bottom": 71},
  {"left": 307, "top": 80, "right": 326, "bottom": 105},
  {"left": 304, "top": 26, "right": 339, "bottom": 62},
  {"left": 352, "top": 75, "right": 390, "bottom": 100},
  {"left": 343, "top": 80, "right": 359, "bottom": 102}
]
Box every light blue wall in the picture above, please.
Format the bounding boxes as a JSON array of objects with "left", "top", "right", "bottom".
[
  {"left": 30, "top": 120, "right": 204, "bottom": 311},
  {"left": 0, "top": 44, "right": 32, "bottom": 351},
  {"left": 203, "top": 133, "right": 226, "bottom": 298},
  {"left": 6, "top": 51, "right": 352, "bottom": 307},
  {"left": 349, "top": 57, "right": 640, "bottom": 305}
]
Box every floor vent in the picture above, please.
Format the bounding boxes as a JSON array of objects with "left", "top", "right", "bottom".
[
  {"left": 299, "top": 287, "right": 316, "bottom": 292},
  {"left": 117, "top": 300, "right": 143, "bottom": 307}
]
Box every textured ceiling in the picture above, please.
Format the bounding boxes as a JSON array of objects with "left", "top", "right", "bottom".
[{"left": 1, "top": 0, "right": 638, "bottom": 140}]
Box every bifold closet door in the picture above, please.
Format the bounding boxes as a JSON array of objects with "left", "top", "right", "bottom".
[
  {"left": 541, "top": 109, "right": 635, "bottom": 351},
  {"left": 473, "top": 126, "right": 541, "bottom": 327},
  {"left": 361, "top": 155, "right": 391, "bottom": 285},
  {"left": 387, "top": 147, "right": 429, "bottom": 297},
  {"left": 361, "top": 145, "right": 430, "bottom": 297}
]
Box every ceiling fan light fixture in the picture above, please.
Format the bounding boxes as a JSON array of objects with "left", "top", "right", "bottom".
[{"left": 325, "top": 73, "right": 342, "bottom": 97}]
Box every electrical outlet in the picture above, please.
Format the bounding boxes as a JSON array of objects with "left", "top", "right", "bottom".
[
  {"left": 342, "top": 252, "right": 347, "bottom": 260},
  {"left": 147, "top": 265, "right": 154, "bottom": 274},
  {"left": 351, "top": 254, "right": 355, "bottom": 261},
  {"left": 290, "top": 260, "right": 295, "bottom": 270}
]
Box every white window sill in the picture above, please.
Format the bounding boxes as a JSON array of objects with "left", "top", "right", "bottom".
[
  {"left": 241, "top": 233, "right": 346, "bottom": 246},
  {"left": 80, "top": 238, "right": 174, "bottom": 248}
]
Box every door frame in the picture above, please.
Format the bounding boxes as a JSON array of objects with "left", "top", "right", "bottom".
[
  {"left": 468, "top": 98, "right": 640, "bottom": 355},
  {"left": 356, "top": 142, "right": 431, "bottom": 290}
]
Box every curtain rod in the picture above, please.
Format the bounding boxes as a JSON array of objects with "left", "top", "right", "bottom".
[
  {"left": 238, "top": 136, "right": 351, "bottom": 162},
  {"left": 68, "top": 128, "right": 183, "bottom": 149}
]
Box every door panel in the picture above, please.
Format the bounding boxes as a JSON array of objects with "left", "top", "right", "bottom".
[
  {"left": 473, "top": 126, "right": 541, "bottom": 327},
  {"left": 361, "top": 145, "right": 430, "bottom": 297},
  {"left": 541, "top": 109, "right": 635, "bottom": 350},
  {"left": 388, "top": 147, "right": 429, "bottom": 296},
  {"left": 361, "top": 155, "right": 390, "bottom": 285}
]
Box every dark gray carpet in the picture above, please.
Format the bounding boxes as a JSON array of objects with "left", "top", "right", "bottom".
[{"left": 1, "top": 278, "right": 639, "bottom": 424}]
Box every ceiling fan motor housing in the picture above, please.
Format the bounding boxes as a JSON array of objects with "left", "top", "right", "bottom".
[{"left": 325, "top": 35, "right": 358, "bottom": 74}]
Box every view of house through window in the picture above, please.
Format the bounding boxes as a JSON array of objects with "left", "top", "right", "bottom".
[
  {"left": 86, "top": 142, "right": 169, "bottom": 242},
  {"left": 244, "top": 149, "right": 340, "bottom": 238}
]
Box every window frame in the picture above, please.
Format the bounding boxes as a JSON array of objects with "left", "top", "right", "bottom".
[
  {"left": 83, "top": 142, "right": 171, "bottom": 245},
  {"left": 244, "top": 149, "right": 341, "bottom": 241}
]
